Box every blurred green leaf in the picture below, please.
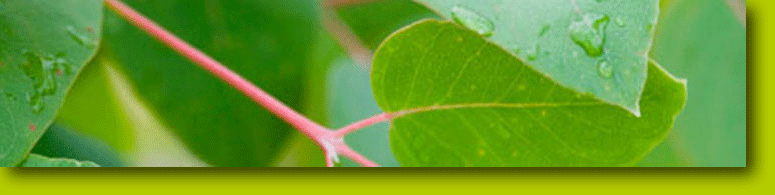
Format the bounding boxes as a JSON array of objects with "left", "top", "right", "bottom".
[
  {"left": 372, "top": 20, "right": 686, "bottom": 166},
  {"left": 31, "top": 124, "right": 125, "bottom": 167},
  {"left": 335, "top": 0, "right": 437, "bottom": 50},
  {"left": 646, "top": 0, "right": 746, "bottom": 167},
  {"left": 56, "top": 53, "right": 135, "bottom": 153},
  {"left": 415, "top": 0, "right": 660, "bottom": 115},
  {"left": 327, "top": 57, "right": 399, "bottom": 167},
  {"left": 101, "top": 0, "right": 319, "bottom": 166},
  {"left": 19, "top": 153, "right": 99, "bottom": 167},
  {"left": 273, "top": 32, "right": 341, "bottom": 167},
  {"left": 0, "top": 0, "right": 103, "bottom": 166}
]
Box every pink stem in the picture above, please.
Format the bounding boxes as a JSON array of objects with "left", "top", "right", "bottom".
[
  {"left": 104, "top": 0, "right": 331, "bottom": 140},
  {"left": 325, "top": 152, "right": 335, "bottom": 167},
  {"left": 105, "top": 0, "right": 382, "bottom": 167},
  {"left": 334, "top": 113, "right": 395, "bottom": 138},
  {"left": 337, "top": 145, "right": 379, "bottom": 167}
]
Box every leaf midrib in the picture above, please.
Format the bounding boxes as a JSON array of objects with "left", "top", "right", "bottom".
[{"left": 392, "top": 101, "right": 605, "bottom": 117}]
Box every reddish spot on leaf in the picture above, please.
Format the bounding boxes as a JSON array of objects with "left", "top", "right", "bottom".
[
  {"left": 56, "top": 69, "right": 63, "bottom": 76},
  {"left": 86, "top": 26, "right": 94, "bottom": 33},
  {"left": 29, "top": 123, "right": 36, "bottom": 132}
]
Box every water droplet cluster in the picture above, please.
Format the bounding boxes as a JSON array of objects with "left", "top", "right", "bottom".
[{"left": 20, "top": 51, "right": 71, "bottom": 113}]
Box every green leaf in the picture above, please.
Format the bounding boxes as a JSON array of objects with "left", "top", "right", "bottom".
[
  {"left": 31, "top": 124, "right": 126, "bottom": 167},
  {"left": 414, "top": 0, "right": 660, "bottom": 115},
  {"left": 646, "top": 0, "right": 746, "bottom": 167},
  {"left": 101, "top": 0, "right": 320, "bottom": 166},
  {"left": 19, "top": 153, "right": 99, "bottom": 167},
  {"left": 0, "top": 0, "right": 103, "bottom": 166},
  {"left": 372, "top": 20, "right": 686, "bottom": 166},
  {"left": 327, "top": 57, "right": 399, "bottom": 167},
  {"left": 336, "top": 0, "right": 438, "bottom": 50}
]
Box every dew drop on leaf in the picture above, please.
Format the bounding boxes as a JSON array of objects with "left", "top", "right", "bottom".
[
  {"left": 526, "top": 44, "right": 540, "bottom": 61},
  {"left": 493, "top": 126, "right": 511, "bottom": 139},
  {"left": 65, "top": 25, "right": 93, "bottom": 47},
  {"left": 451, "top": 5, "right": 495, "bottom": 37},
  {"left": 597, "top": 59, "right": 613, "bottom": 78},
  {"left": 5, "top": 92, "right": 17, "bottom": 101},
  {"left": 615, "top": 17, "right": 625, "bottom": 27},
  {"left": 569, "top": 13, "right": 609, "bottom": 57},
  {"left": 538, "top": 25, "right": 550, "bottom": 37},
  {"left": 20, "top": 51, "right": 68, "bottom": 113}
]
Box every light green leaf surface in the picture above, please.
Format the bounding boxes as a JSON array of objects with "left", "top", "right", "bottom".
[
  {"left": 646, "top": 0, "right": 746, "bottom": 167},
  {"left": 372, "top": 20, "right": 686, "bottom": 166},
  {"left": 19, "top": 153, "right": 99, "bottom": 167},
  {"left": 327, "top": 57, "right": 399, "bottom": 167},
  {"left": 101, "top": 0, "right": 319, "bottom": 166},
  {"left": 415, "top": 0, "right": 660, "bottom": 115},
  {"left": 0, "top": 0, "right": 103, "bottom": 166}
]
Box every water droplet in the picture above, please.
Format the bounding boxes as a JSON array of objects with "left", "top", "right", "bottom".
[
  {"left": 27, "top": 92, "right": 44, "bottom": 113},
  {"left": 526, "top": 44, "right": 540, "bottom": 61},
  {"left": 615, "top": 17, "right": 625, "bottom": 27},
  {"left": 494, "top": 126, "right": 511, "bottom": 139},
  {"left": 597, "top": 59, "right": 613, "bottom": 78},
  {"left": 4, "top": 92, "right": 17, "bottom": 101},
  {"left": 538, "top": 25, "right": 550, "bottom": 36},
  {"left": 451, "top": 5, "right": 495, "bottom": 37},
  {"left": 569, "top": 13, "right": 609, "bottom": 57},
  {"left": 646, "top": 23, "right": 654, "bottom": 32},
  {"left": 66, "top": 25, "right": 94, "bottom": 47},
  {"left": 20, "top": 51, "right": 69, "bottom": 113}
]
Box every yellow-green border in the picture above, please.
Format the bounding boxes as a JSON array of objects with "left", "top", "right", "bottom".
[{"left": 1, "top": 0, "right": 767, "bottom": 193}]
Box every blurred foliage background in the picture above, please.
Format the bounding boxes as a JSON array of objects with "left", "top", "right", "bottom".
[{"left": 31, "top": 0, "right": 745, "bottom": 167}]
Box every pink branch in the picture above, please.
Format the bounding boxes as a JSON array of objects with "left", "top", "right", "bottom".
[
  {"left": 334, "top": 113, "right": 395, "bottom": 138},
  {"left": 325, "top": 152, "right": 335, "bottom": 167},
  {"left": 105, "top": 0, "right": 383, "bottom": 167},
  {"left": 104, "top": 0, "right": 330, "bottom": 139},
  {"left": 337, "top": 145, "right": 379, "bottom": 167}
]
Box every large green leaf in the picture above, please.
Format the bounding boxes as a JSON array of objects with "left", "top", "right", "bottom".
[
  {"left": 327, "top": 57, "right": 399, "bottom": 167},
  {"left": 415, "top": 0, "right": 659, "bottom": 115},
  {"left": 646, "top": 0, "right": 746, "bottom": 167},
  {"left": 0, "top": 0, "right": 103, "bottom": 166},
  {"left": 101, "top": 0, "right": 319, "bottom": 166},
  {"left": 372, "top": 20, "right": 686, "bottom": 166},
  {"left": 19, "top": 153, "right": 99, "bottom": 167}
]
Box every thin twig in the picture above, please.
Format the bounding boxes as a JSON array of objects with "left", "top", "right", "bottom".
[
  {"left": 320, "top": 9, "right": 373, "bottom": 67},
  {"left": 337, "top": 145, "right": 379, "bottom": 167}
]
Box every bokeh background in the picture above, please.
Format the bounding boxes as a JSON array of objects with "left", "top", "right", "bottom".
[{"left": 29, "top": 0, "right": 746, "bottom": 167}]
